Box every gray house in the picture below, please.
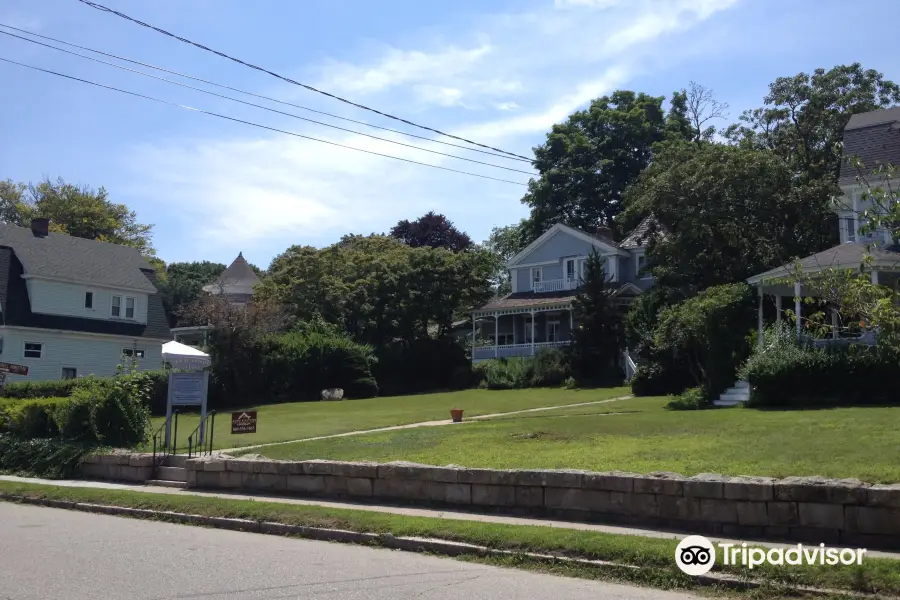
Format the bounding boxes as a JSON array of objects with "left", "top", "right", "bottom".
[{"left": 471, "top": 219, "right": 656, "bottom": 362}]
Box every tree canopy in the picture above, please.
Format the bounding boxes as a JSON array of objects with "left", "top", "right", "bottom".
[
  {"left": 0, "top": 177, "right": 155, "bottom": 255},
  {"left": 390, "top": 211, "right": 473, "bottom": 252}
]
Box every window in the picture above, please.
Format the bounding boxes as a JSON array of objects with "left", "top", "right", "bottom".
[
  {"left": 531, "top": 267, "right": 542, "bottom": 286},
  {"left": 84, "top": 291, "right": 93, "bottom": 309},
  {"left": 122, "top": 348, "right": 145, "bottom": 359},
  {"left": 565, "top": 258, "right": 576, "bottom": 283},
  {"left": 523, "top": 315, "right": 535, "bottom": 342},
  {"left": 125, "top": 297, "right": 135, "bottom": 319},
  {"left": 24, "top": 342, "right": 42, "bottom": 359},
  {"left": 547, "top": 319, "right": 560, "bottom": 343},
  {"left": 846, "top": 217, "right": 857, "bottom": 242},
  {"left": 490, "top": 333, "right": 514, "bottom": 346},
  {"left": 61, "top": 367, "right": 77, "bottom": 379},
  {"left": 111, "top": 295, "right": 121, "bottom": 317}
]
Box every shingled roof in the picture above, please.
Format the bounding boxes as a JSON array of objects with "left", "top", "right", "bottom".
[
  {"left": 619, "top": 216, "right": 663, "bottom": 249},
  {"left": 839, "top": 106, "right": 900, "bottom": 185},
  {"left": 203, "top": 252, "right": 261, "bottom": 296},
  {"left": 747, "top": 242, "right": 900, "bottom": 284}
]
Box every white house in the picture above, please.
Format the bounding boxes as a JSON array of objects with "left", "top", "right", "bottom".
[{"left": 0, "top": 218, "right": 172, "bottom": 381}]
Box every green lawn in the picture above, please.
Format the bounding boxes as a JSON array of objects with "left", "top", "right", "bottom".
[
  {"left": 254, "top": 396, "right": 900, "bottom": 483},
  {"left": 150, "top": 387, "right": 630, "bottom": 451}
]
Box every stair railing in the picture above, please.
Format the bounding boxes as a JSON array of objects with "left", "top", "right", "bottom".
[
  {"left": 151, "top": 410, "right": 179, "bottom": 467},
  {"left": 187, "top": 411, "right": 216, "bottom": 458},
  {"left": 623, "top": 348, "right": 639, "bottom": 381}
]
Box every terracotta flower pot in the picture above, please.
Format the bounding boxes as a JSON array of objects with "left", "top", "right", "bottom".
[{"left": 450, "top": 408, "right": 464, "bottom": 423}]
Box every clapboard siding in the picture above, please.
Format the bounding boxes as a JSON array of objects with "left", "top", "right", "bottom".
[
  {"left": 0, "top": 328, "right": 163, "bottom": 382},
  {"left": 27, "top": 280, "right": 149, "bottom": 324}
]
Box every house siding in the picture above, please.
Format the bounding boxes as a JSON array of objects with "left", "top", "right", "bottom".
[
  {"left": 0, "top": 328, "right": 164, "bottom": 382},
  {"left": 516, "top": 230, "right": 603, "bottom": 265},
  {"left": 512, "top": 230, "right": 624, "bottom": 293},
  {"left": 26, "top": 279, "right": 149, "bottom": 324}
]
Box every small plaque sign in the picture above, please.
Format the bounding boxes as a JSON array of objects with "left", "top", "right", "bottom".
[
  {"left": 231, "top": 411, "right": 257, "bottom": 434},
  {"left": 171, "top": 372, "right": 205, "bottom": 406}
]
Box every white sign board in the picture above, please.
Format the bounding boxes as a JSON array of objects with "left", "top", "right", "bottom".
[{"left": 171, "top": 372, "right": 206, "bottom": 406}]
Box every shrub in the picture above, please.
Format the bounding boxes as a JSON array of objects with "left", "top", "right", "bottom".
[
  {"left": 531, "top": 347, "right": 570, "bottom": 387},
  {"left": 474, "top": 348, "right": 570, "bottom": 390},
  {"left": 630, "top": 361, "right": 692, "bottom": 397},
  {"left": 374, "top": 338, "right": 471, "bottom": 396},
  {"left": 0, "top": 397, "right": 65, "bottom": 438},
  {"left": 0, "top": 434, "right": 94, "bottom": 478},
  {"left": 665, "top": 387, "right": 708, "bottom": 410},
  {"left": 740, "top": 326, "right": 900, "bottom": 408}
]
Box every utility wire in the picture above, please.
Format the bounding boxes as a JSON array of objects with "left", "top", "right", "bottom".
[
  {"left": 0, "top": 29, "right": 534, "bottom": 176},
  {"left": 0, "top": 23, "right": 531, "bottom": 163},
  {"left": 75, "top": 0, "right": 533, "bottom": 161},
  {"left": 0, "top": 56, "right": 528, "bottom": 186}
]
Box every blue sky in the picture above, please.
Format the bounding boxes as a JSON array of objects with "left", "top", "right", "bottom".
[{"left": 1, "top": 0, "right": 899, "bottom": 268}]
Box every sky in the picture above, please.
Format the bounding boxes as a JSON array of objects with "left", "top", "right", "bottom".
[{"left": 1, "top": 0, "right": 899, "bottom": 268}]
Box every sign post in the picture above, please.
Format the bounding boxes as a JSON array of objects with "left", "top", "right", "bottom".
[{"left": 165, "top": 370, "right": 210, "bottom": 447}]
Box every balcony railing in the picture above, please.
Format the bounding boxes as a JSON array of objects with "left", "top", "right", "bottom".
[
  {"left": 473, "top": 340, "right": 571, "bottom": 361},
  {"left": 532, "top": 278, "right": 579, "bottom": 293}
]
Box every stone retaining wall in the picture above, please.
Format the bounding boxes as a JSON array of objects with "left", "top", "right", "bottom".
[
  {"left": 80, "top": 454, "right": 900, "bottom": 550},
  {"left": 80, "top": 452, "right": 155, "bottom": 482}
]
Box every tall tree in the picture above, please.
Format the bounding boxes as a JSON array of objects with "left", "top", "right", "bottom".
[
  {"left": 0, "top": 177, "right": 155, "bottom": 254},
  {"left": 569, "top": 250, "right": 623, "bottom": 384},
  {"left": 389, "top": 211, "right": 473, "bottom": 252},
  {"left": 520, "top": 90, "right": 667, "bottom": 243},
  {"left": 482, "top": 220, "right": 529, "bottom": 295},
  {"left": 725, "top": 63, "right": 900, "bottom": 184},
  {"left": 625, "top": 140, "right": 836, "bottom": 296}
]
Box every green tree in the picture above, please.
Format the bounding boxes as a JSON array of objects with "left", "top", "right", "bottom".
[
  {"left": 0, "top": 177, "right": 155, "bottom": 254},
  {"left": 520, "top": 90, "right": 667, "bottom": 242},
  {"left": 569, "top": 250, "right": 623, "bottom": 384},
  {"left": 164, "top": 261, "right": 227, "bottom": 327},
  {"left": 624, "top": 140, "right": 836, "bottom": 296},
  {"left": 483, "top": 220, "right": 530, "bottom": 294},
  {"left": 725, "top": 63, "right": 900, "bottom": 184}
]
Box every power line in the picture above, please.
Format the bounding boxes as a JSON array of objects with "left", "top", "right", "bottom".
[
  {"left": 0, "top": 29, "right": 534, "bottom": 176},
  {"left": 0, "top": 56, "right": 528, "bottom": 186},
  {"left": 75, "top": 0, "right": 533, "bottom": 162},
  {"left": 0, "top": 23, "right": 531, "bottom": 163}
]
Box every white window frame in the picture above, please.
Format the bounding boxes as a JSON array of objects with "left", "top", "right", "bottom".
[
  {"left": 564, "top": 258, "right": 577, "bottom": 283},
  {"left": 531, "top": 267, "right": 542, "bottom": 286},
  {"left": 61, "top": 366, "right": 78, "bottom": 379},
  {"left": 84, "top": 290, "right": 94, "bottom": 310},
  {"left": 23, "top": 341, "right": 43, "bottom": 360},
  {"left": 546, "top": 318, "right": 560, "bottom": 343},
  {"left": 122, "top": 348, "right": 145, "bottom": 359},
  {"left": 523, "top": 314, "right": 535, "bottom": 343},
  {"left": 125, "top": 296, "right": 136, "bottom": 319},
  {"left": 636, "top": 253, "right": 651, "bottom": 280},
  {"left": 111, "top": 295, "right": 122, "bottom": 318}
]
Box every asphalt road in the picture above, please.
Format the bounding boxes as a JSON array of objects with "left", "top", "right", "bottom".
[{"left": 0, "top": 504, "right": 699, "bottom": 600}]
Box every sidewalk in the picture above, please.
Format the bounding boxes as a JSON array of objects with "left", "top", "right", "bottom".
[
  {"left": 3, "top": 474, "right": 897, "bottom": 560},
  {"left": 220, "top": 394, "right": 634, "bottom": 453}
]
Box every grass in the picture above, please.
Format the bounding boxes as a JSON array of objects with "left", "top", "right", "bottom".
[
  {"left": 252, "top": 396, "right": 900, "bottom": 483},
  {"left": 149, "top": 387, "right": 631, "bottom": 452},
  {"left": 0, "top": 480, "right": 897, "bottom": 598}
]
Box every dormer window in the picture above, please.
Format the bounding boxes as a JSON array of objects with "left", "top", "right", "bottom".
[{"left": 84, "top": 291, "right": 93, "bottom": 309}]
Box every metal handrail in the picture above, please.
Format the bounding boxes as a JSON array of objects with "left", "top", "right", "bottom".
[
  {"left": 151, "top": 410, "right": 179, "bottom": 467},
  {"left": 187, "top": 411, "right": 216, "bottom": 458}
]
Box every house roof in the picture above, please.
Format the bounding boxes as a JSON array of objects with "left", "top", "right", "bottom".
[
  {"left": 474, "top": 282, "right": 643, "bottom": 312},
  {"left": 746, "top": 242, "right": 900, "bottom": 285},
  {"left": 619, "top": 216, "right": 662, "bottom": 249},
  {"left": 506, "top": 223, "right": 628, "bottom": 267},
  {"left": 839, "top": 107, "right": 900, "bottom": 185},
  {"left": 203, "top": 252, "right": 261, "bottom": 295},
  {"left": 0, "top": 223, "right": 157, "bottom": 292},
  {"left": 0, "top": 247, "right": 172, "bottom": 340}
]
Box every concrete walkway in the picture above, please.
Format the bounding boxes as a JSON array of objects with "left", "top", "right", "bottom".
[
  {"left": 220, "top": 394, "right": 633, "bottom": 453},
  {"left": 2, "top": 474, "right": 896, "bottom": 560}
]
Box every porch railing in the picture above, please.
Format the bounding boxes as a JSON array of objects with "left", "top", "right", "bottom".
[
  {"left": 532, "top": 278, "right": 578, "bottom": 293},
  {"left": 623, "top": 348, "right": 638, "bottom": 381},
  {"left": 473, "top": 340, "right": 571, "bottom": 361}
]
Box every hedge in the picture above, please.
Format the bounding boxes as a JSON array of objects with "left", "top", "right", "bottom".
[
  {"left": 473, "top": 348, "right": 570, "bottom": 390},
  {"left": 740, "top": 325, "right": 900, "bottom": 408}
]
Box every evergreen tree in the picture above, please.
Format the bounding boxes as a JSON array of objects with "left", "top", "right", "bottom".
[{"left": 570, "top": 250, "right": 624, "bottom": 384}]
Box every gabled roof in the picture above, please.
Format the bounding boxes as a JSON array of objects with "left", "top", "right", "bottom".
[
  {"left": 474, "top": 282, "right": 642, "bottom": 312},
  {"left": 840, "top": 107, "right": 900, "bottom": 185},
  {"left": 0, "top": 223, "right": 157, "bottom": 291},
  {"left": 0, "top": 247, "right": 171, "bottom": 340},
  {"left": 507, "top": 223, "right": 627, "bottom": 267},
  {"left": 203, "top": 252, "right": 261, "bottom": 295},
  {"left": 619, "top": 216, "right": 663, "bottom": 249},
  {"left": 746, "top": 242, "right": 900, "bottom": 285}
]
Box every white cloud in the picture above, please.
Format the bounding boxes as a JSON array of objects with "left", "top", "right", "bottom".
[
  {"left": 554, "top": 0, "right": 625, "bottom": 8},
  {"left": 496, "top": 102, "right": 520, "bottom": 111}
]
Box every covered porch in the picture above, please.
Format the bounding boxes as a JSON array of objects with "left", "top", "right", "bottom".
[{"left": 471, "top": 299, "right": 575, "bottom": 363}]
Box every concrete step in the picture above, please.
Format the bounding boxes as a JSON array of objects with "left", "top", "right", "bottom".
[
  {"left": 734, "top": 380, "right": 749, "bottom": 389},
  {"left": 713, "top": 398, "right": 744, "bottom": 407},
  {"left": 155, "top": 466, "right": 187, "bottom": 482},
  {"left": 146, "top": 479, "right": 187, "bottom": 489},
  {"left": 721, "top": 389, "right": 750, "bottom": 398},
  {"left": 164, "top": 455, "right": 188, "bottom": 468}
]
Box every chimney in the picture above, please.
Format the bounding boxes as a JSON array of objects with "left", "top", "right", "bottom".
[
  {"left": 596, "top": 224, "right": 614, "bottom": 243},
  {"left": 30, "top": 217, "right": 49, "bottom": 238}
]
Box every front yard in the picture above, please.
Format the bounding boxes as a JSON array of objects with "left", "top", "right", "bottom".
[
  {"left": 152, "top": 386, "right": 631, "bottom": 452},
  {"left": 250, "top": 396, "right": 900, "bottom": 483}
]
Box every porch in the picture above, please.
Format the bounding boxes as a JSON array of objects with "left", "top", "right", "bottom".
[{"left": 471, "top": 301, "right": 575, "bottom": 363}]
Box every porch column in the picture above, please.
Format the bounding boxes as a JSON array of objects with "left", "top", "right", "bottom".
[
  {"left": 472, "top": 316, "right": 476, "bottom": 363},
  {"left": 872, "top": 270, "right": 879, "bottom": 285},
  {"left": 794, "top": 281, "right": 802, "bottom": 338},
  {"left": 831, "top": 308, "right": 839, "bottom": 339},
  {"left": 776, "top": 295, "right": 782, "bottom": 324},
  {"left": 569, "top": 308, "right": 574, "bottom": 333},
  {"left": 757, "top": 285, "right": 764, "bottom": 348},
  {"left": 530, "top": 309, "right": 536, "bottom": 356},
  {"left": 494, "top": 314, "right": 499, "bottom": 358}
]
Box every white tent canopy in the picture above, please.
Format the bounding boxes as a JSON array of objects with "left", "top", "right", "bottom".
[{"left": 161, "top": 340, "right": 211, "bottom": 370}]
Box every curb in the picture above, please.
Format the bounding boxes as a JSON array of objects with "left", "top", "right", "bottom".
[{"left": 0, "top": 493, "right": 885, "bottom": 598}]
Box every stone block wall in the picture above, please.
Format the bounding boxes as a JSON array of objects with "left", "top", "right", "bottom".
[
  {"left": 79, "top": 452, "right": 155, "bottom": 482},
  {"left": 181, "top": 458, "right": 900, "bottom": 550}
]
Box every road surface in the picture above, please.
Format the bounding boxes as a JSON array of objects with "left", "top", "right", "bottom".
[{"left": 0, "top": 503, "right": 698, "bottom": 600}]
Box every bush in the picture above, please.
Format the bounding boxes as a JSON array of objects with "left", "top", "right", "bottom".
[
  {"left": 0, "top": 397, "right": 65, "bottom": 438},
  {"left": 374, "top": 338, "right": 472, "bottom": 396},
  {"left": 0, "top": 434, "right": 93, "bottom": 478},
  {"left": 665, "top": 386, "right": 708, "bottom": 410},
  {"left": 740, "top": 326, "right": 900, "bottom": 408},
  {"left": 630, "top": 361, "right": 692, "bottom": 397},
  {"left": 474, "top": 348, "right": 570, "bottom": 390}
]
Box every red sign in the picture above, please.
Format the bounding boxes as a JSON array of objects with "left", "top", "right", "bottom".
[
  {"left": 0, "top": 362, "right": 28, "bottom": 376},
  {"left": 231, "top": 411, "right": 257, "bottom": 434}
]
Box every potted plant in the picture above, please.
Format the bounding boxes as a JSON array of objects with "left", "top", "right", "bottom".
[{"left": 450, "top": 408, "right": 464, "bottom": 423}]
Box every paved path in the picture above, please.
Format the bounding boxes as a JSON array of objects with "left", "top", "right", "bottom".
[
  {"left": 4, "top": 474, "right": 897, "bottom": 559},
  {"left": 0, "top": 503, "right": 700, "bottom": 600},
  {"left": 221, "top": 395, "right": 633, "bottom": 453}
]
